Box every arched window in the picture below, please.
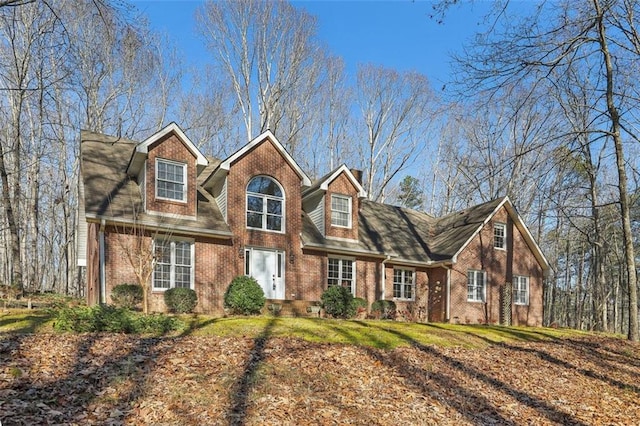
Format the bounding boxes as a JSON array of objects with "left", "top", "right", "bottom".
[{"left": 246, "top": 176, "right": 284, "bottom": 232}]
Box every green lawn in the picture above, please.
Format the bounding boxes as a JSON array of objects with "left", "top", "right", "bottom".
[{"left": 0, "top": 309, "right": 603, "bottom": 349}]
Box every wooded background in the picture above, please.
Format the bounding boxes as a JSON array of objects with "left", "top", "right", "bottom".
[{"left": 1, "top": 0, "right": 638, "bottom": 339}]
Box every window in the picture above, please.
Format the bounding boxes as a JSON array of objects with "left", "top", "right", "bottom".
[
  {"left": 494, "top": 223, "right": 506, "bottom": 249},
  {"left": 331, "top": 194, "right": 352, "bottom": 228},
  {"left": 246, "top": 176, "right": 284, "bottom": 232},
  {"left": 156, "top": 159, "right": 186, "bottom": 202},
  {"left": 328, "top": 257, "right": 355, "bottom": 294},
  {"left": 513, "top": 275, "right": 529, "bottom": 305},
  {"left": 393, "top": 268, "right": 414, "bottom": 300},
  {"left": 467, "top": 270, "right": 486, "bottom": 302},
  {"left": 153, "top": 239, "right": 193, "bottom": 290}
]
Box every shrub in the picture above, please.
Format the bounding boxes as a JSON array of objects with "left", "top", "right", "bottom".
[
  {"left": 110, "top": 283, "right": 143, "bottom": 309},
  {"left": 371, "top": 300, "right": 397, "bottom": 320},
  {"left": 352, "top": 297, "right": 368, "bottom": 311},
  {"left": 224, "top": 276, "right": 265, "bottom": 315},
  {"left": 53, "top": 305, "right": 180, "bottom": 334},
  {"left": 321, "top": 286, "right": 356, "bottom": 319},
  {"left": 164, "top": 287, "right": 198, "bottom": 314}
]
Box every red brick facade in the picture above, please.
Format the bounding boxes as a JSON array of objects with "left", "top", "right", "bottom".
[{"left": 87, "top": 127, "right": 546, "bottom": 326}]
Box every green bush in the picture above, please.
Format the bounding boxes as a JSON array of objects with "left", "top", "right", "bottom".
[
  {"left": 53, "top": 305, "right": 179, "bottom": 334},
  {"left": 110, "top": 283, "right": 143, "bottom": 309},
  {"left": 164, "top": 287, "right": 198, "bottom": 314},
  {"left": 321, "top": 286, "right": 356, "bottom": 319},
  {"left": 371, "top": 299, "right": 396, "bottom": 319},
  {"left": 224, "top": 276, "right": 266, "bottom": 315},
  {"left": 352, "top": 297, "right": 368, "bottom": 311}
]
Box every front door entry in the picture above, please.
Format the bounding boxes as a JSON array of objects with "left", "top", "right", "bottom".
[{"left": 246, "top": 248, "right": 284, "bottom": 300}]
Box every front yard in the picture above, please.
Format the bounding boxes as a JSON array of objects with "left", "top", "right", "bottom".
[{"left": 1, "top": 310, "right": 639, "bottom": 425}]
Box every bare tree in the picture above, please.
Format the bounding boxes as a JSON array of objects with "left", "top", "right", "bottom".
[
  {"left": 446, "top": 0, "right": 640, "bottom": 340},
  {"left": 355, "top": 64, "right": 437, "bottom": 202}
]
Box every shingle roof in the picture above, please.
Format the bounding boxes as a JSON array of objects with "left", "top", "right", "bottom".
[{"left": 80, "top": 130, "right": 231, "bottom": 238}]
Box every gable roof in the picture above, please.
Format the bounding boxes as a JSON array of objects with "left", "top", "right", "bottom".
[
  {"left": 126, "top": 122, "right": 208, "bottom": 177},
  {"left": 302, "top": 196, "right": 550, "bottom": 271},
  {"left": 302, "top": 164, "right": 367, "bottom": 199},
  {"left": 80, "top": 129, "right": 231, "bottom": 238},
  {"left": 203, "top": 130, "right": 312, "bottom": 189}
]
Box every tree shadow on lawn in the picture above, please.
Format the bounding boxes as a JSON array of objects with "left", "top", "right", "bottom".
[
  {"left": 361, "top": 323, "right": 589, "bottom": 426},
  {"left": 459, "top": 328, "right": 640, "bottom": 394},
  {"left": 227, "top": 316, "right": 277, "bottom": 426},
  {"left": 323, "top": 322, "right": 523, "bottom": 425},
  {"left": 0, "top": 332, "right": 172, "bottom": 425}
]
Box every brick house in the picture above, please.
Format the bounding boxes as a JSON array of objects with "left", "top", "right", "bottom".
[{"left": 78, "top": 123, "right": 549, "bottom": 326}]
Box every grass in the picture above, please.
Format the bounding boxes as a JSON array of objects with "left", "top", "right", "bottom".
[{"left": 0, "top": 308, "right": 609, "bottom": 349}]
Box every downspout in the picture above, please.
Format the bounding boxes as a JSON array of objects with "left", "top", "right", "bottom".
[
  {"left": 444, "top": 265, "right": 451, "bottom": 322},
  {"left": 99, "top": 219, "right": 106, "bottom": 304},
  {"left": 381, "top": 255, "right": 391, "bottom": 300}
]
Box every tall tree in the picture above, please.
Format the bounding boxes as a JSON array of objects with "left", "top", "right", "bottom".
[{"left": 446, "top": 0, "right": 640, "bottom": 340}]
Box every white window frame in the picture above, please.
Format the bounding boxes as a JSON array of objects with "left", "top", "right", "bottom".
[
  {"left": 513, "top": 275, "right": 529, "bottom": 305},
  {"left": 152, "top": 238, "right": 195, "bottom": 291},
  {"left": 246, "top": 176, "right": 285, "bottom": 233},
  {"left": 328, "top": 257, "right": 355, "bottom": 295},
  {"left": 155, "top": 158, "right": 187, "bottom": 203},
  {"left": 331, "top": 194, "right": 352, "bottom": 228},
  {"left": 494, "top": 223, "right": 506, "bottom": 250},
  {"left": 467, "top": 269, "right": 486, "bottom": 302},
  {"left": 393, "top": 268, "right": 415, "bottom": 301}
]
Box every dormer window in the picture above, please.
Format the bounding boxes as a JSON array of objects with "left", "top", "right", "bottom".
[
  {"left": 331, "top": 194, "right": 352, "bottom": 228},
  {"left": 156, "top": 159, "right": 186, "bottom": 202},
  {"left": 246, "top": 176, "right": 284, "bottom": 232}
]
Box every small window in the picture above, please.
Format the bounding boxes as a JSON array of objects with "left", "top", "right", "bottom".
[
  {"left": 153, "top": 239, "right": 193, "bottom": 291},
  {"left": 247, "top": 176, "right": 284, "bottom": 232},
  {"left": 494, "top": 223, "right": 506, "bottom": 249},
  {"left": 156, "top": 159, "right": 186, "bottom": 202},
  {"left": 467, "top": 270, "right": 486, "bottom": 302},
  {"left": 513, "top": 276, "right": 529, "bottom": 305},
  {"left": 328, "top": 257, "right": 355, "bottom": 294},
  {"left": 331, "top": 194, "right": 352, "bottom": 228},
  {"left": 393, "top": 268, "right": 414, "bottom": 300}
]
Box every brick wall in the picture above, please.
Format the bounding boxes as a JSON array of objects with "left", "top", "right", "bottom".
[
  {"left": 325, "top": 173, "right": 359, "bottom": 241},
  {"left": 145, "top": 133, "right": 197, "bottom": 217},
  {"left": 449, "top": 206, "right": 544, "bottom": 326}
]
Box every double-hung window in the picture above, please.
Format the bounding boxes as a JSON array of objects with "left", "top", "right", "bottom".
[
  {"left": 494, "top": 223, "right": 506, "bottom": 249},
  {"left": 467, "top": 269, "right": 486, "bottom": 302},
  {"left": 153, "top": 239, "right": 194, "bottom": 291},
  {"left": 156, "top": 159, "right": 186, "bottom": 202},
  {"left": 246, "top": 176, "right": 284, "bottom": 232},
  {"left": 331, "top": 194, "right": 352, "bottom": 228},
  {"left": 328, "top": 257, "right": 355, "bottom": 294},
  {"left": 393, "top": 268, "right": 414, "bottom": 300},
  {"left": 513, "top": 275, "right": 529, "bottom": 305}
]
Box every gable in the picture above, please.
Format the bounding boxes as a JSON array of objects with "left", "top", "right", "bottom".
[{"left": 203, "top": 130, "right": 311, "bottom": 190}]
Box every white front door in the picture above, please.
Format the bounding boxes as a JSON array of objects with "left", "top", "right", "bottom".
[{"left": 246, "top": 248, "right": 284, "bottom": 300}]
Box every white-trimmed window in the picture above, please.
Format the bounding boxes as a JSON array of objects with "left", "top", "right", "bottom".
[
  {"left": 156, "top": 159, "right": 187, "bottom": 202},
  {"left": 246, "top": 176, "right": 284, "bottom": 232},
  {"left": 393, "top": 268, "right": 414, "bottom": 300},
  {"left": 153, "top": 239, "right": 194, "bottom": 290},
  {"left": 467, "top": 269, "right": 486, "bottom": 302},
  {"left": 328, "top": 257, "right": 355, "bottom": 294},
  {"left": 331, "top": 194, "right": 352, "bottom": 228},
  {"left": 513, "top": 275, "right": 529, "bottom": 305},
  {"left": 494, "top": 223, "right": 506, "bottom": 249}
]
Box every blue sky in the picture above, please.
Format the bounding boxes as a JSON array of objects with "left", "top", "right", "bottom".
[{"left": 132, "top": 0, "right": 491, "bottom": 88}]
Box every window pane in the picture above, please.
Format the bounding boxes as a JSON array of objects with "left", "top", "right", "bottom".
[
  {"left": 247, "top": 176, "right": 282, "bottom": 197},
  {"left": 247, "top": 195, "right": 263, "bottom": 212},
  {"left": 331, "top": 195, "right": 351, "bottom": 227},
  {"left": 328, "top": 258, "right": 340, "bottom": 286},
  {"left": 267, "top": 215, "right": 282, "bottom": 231},
  {"left": 247, "top": 212, "right": 263, "bottom": 228},
  {"left": 267, "top": 199, "right": 282, "bottom": 215},
  {"left": 154, "top": 264, "right": 171, "bottom": 289},
  {"left": 175, "top": 242, "right": 191, "bottom": 266},
  {"left": 157, "top": 160, "right": 185, "bottom": 201}
]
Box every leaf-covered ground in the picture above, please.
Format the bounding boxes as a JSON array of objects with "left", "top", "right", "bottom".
[{"left": 1, "top": 324, "right": 639, "bottom": 425}]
